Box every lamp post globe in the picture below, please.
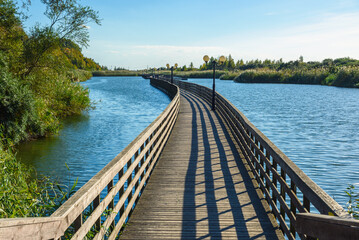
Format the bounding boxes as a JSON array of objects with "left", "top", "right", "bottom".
[
  {"left": 203, "top": 55, "right": 210, "bottom": 63},
  {"left": 219, "top": 55, "right": 226, "bottom": 63}
]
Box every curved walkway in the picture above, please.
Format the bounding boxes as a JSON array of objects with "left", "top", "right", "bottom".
[{"left": 120, "top": 89, "right": 284, "bottom": 239}]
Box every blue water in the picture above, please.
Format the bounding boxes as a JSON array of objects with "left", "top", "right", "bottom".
[
  {"left": 17, "top": 76, "right": 170, "bottom": 187},
  {"left": 17, "top": 76, "right": 359, "bottom": 208},
  {"left": 188, "top": 78, "right": 359, "bottom": 207}
]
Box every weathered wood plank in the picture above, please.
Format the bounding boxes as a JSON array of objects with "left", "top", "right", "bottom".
[{"left": 120, "top": 89, "right": 284, "bottom": 239}]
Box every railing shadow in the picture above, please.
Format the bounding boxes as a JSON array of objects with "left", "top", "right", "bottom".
[{"left": 180, "top": 91, "right": 281, "bottom": 239}]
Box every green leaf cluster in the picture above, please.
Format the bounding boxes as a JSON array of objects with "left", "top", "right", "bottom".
[
  {"left": 345, "top": 185, "right": 359, "bottom": 219},
  {"left": 0, "top": 0, "right": 101, "bottom": 218}
]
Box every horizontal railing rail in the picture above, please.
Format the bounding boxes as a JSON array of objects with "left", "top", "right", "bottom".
[
  {"left": 0, "top": 78, "right": 180, "bottom": 239},
  {"left": 296, "top": 213, "right": 359, "bottom": 240},
  {"left": 170, "top": 78, "right": 356, "bottom": 240}
]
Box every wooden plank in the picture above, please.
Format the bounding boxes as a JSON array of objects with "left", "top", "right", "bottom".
[{"left": 120, "top": 89, "right": 284, "bottom": 240}]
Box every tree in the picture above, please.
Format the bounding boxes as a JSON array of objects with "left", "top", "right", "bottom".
[
  {"left": 227, "top": 54, "right": 235, "bottom": 71},
  {"left": 189, "top": 62, "right": 194, "bottom": 70},
  {"left": 22, "top": 0, "right": 101, "bottom": 77}
]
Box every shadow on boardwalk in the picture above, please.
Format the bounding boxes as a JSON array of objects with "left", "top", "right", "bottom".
[{"left": 120, "top": 90, "right": 282, "bottom": 239}]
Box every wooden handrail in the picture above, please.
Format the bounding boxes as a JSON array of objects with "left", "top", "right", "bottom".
[
  {"left": 296, "top": 213, "right": 359, "bottom": 240},
  {"left": 170, "top": 78, "right": 354, "bottom": 240},
  {"left": 0, "top": 78, "right": 180, "bottom": 239}
]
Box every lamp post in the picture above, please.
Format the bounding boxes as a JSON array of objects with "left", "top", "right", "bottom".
[
  {"left": 203, "top": 55, "right": 225, "bottom": 111},
  {"left": 166, "top": 63, "right": 178, "bottom": 84}
]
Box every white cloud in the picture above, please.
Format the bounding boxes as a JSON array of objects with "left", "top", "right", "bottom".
[
  {"left": 85, "top": 12, "right": 359, "bottom": 69},
  {"left": 86, "top": 44, "right": 228, "bottom": 69},
  {"left": 221, "top": 12, "right": 359, "bottom": 62}
]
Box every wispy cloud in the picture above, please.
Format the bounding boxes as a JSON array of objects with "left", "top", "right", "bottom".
[
  {"left": 222, "top": 12, "right": 359, "bottom": 61},
  {"left": 90, "top": 45, "right": 228, "bottom": 69},
  {"left": 85, "top": 11, "right": 359, "bottom": 69}
]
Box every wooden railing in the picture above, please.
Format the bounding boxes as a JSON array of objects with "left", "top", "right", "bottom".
[
  {"left": 0, "top": 78, "right": 180, "bottom": 239},
  {"left": 171, "top": 78, "right": 357, "bottom": 240}
]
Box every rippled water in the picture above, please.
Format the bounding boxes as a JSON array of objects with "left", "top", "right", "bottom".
[
  {"left": 188, "top": 78, "right": 359, "bottom": 206},
  {"left": 17, "top": 77, "right": 359, "bottom": 207},
  {"left": 17, "top": 76, "right": 170, "bottom": 187}
]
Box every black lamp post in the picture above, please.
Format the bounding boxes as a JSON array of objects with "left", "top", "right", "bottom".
[
  {"left": 203, "top": 55, "right": 225, "bottom": 111},
  {"left": 166, "top": 63, "right": 178, "bottom": 84}
]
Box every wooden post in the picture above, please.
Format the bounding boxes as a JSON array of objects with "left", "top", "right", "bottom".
[
  {"left": 119, "top": 170, "right": 125, "bottom": 217},
  {"left": 272, "top": 158, "right": 278, "bottom": 210},
  {"left": 290, "top": 181, "right": 297, "bottom": 237},
  {"left": 265, "top": 150, "right": 271, "bottom": 197},
  {"left": 93, "top": 195, "right": 101, "bottom": 230},
  {"left": 303, "top": 195, "right": 310, "bottom": 213},
  {"left": 280, "top": 169, "right": 286, "bottom": 231},
  {"left": 107, "top": 179, "right": 115, "bottom": 229},
  {"left": 259, "top": 142, "right": 264, "bottom": 183}
]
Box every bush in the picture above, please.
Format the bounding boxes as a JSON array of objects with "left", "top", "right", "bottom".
[
  {"left": 332, "top": 68, "right": 359, "bottom": 87},
  {"left": 219, "top": 72, "right": 240, "bottom": 80},
  {"left": 345, "top": 185, "right": 359, "bottom": 219},
  {"left": 234, "top": 69, "right": 285, "bottom": 83},
  {"left": 0, "top": 54, "right": 45, "bottom": 144},
  {"left": 0, "top": 137, "right": 77, "bottom": 218}
]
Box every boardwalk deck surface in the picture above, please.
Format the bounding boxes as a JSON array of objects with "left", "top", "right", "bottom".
[{"left": 120, "top": 90, "right": 284, "bottom": 239}]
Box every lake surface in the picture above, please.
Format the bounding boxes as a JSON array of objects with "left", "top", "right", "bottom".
[
  {"left": 17, "top": 76, "right": 358, "bottom": 207},
  {"left": 17, "top": 76, "right": 170, "bottom": 188},
  {"left": 188, "top": 78, "right": 359, "bottom": 207}
]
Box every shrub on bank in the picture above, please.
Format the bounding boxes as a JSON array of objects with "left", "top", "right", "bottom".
[
  {"left": 234, "top": 69, "right": 285, "bottom": 83},
  {"left": 175, "top": 70, "right": 227, "bottom": 79},
  {"left": 219, "top": 72, "right": 240, "bottom": 80},
  {"left": 0, "top": 138, "right": 75, "bottom": 218},
  {"left": 233, "top": 67, "right": 359, "bottom": 87}
]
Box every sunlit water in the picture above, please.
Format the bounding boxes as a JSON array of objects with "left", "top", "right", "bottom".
[
  {"left": 188, "top": 78, "right": 359, "bottom": 207},
  {"left": 17, "top": 76, "right": 170, "bottom": 188}
]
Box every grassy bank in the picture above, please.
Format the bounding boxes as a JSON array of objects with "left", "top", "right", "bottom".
[
  {"left": 232, "top": 67, "right": 359, "bottom": 87},
  {"left": 94, "top": 68, "right": 359, "bottom": 88},
  {"left": 93, "top": 70, "right": 145, "bottom": 76}
]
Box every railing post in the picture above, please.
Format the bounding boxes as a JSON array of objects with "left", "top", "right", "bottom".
[
  {"left": 272, "top": 158, "right": 278, "bottom": 212},
  {"left": 280, "top": 169, "right": 286, "bottom": 231},
  {"left": 118, "top": 169, "right": 125, "bottom": 225},
  {"left": 265, "top": 150, "right": 271, "bottom": 195},
  {"left": 107, "top": 179, "right": 115, "bottom": 229},
  {"left": 93, "top": 195, "right": 101, "bottom": 230},
  {"left": 290, "top": 181, "right": 297, "bottom": 237}
]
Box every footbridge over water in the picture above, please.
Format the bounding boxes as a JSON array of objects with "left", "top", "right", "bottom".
[{"left": 1, "top": 77, "right": 358, "bottom": 240}]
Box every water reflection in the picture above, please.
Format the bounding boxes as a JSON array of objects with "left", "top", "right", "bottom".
[{"left": 17, "top": 76, "right": 170, "bottom": 188}]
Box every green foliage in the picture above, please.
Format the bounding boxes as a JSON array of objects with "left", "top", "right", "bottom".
[
  {"left": 332, "top": 68, "right": 359, "bottom": 87},
  {"left": 0, "top": 53, "right": 44, "bottom": 144},
  {"left": 41, "top": 0, "right": 101, "bottom": 47},
  {"left": 219, "top": 71, "right": 240, "bottom": 80},
  {"left": 232, "top": 67, "right": 359, "bottom": 87},
  {"left": 0, "top": 138, "right": 78, "bottom": 218},
  {"left": 197, "top": 55, "right": 359, "bottom": 87},
  {"left": 0, "top": 0, "right": 99, "bottom": 219},
  {"left": 345, "top": 185, "right": 359, "bottom": 219}
]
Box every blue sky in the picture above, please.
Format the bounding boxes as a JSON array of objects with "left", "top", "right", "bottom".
[{"left": 22, "top": 0, "right": 359, "bottom": 69}]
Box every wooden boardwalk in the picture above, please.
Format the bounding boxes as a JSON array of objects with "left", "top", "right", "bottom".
[{"left": 120, "top": 89, "right": 283, "bottom": 239}]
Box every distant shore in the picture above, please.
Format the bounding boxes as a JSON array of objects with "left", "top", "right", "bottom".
[{"left": 92, "top": 69, "right": 359, "bottom": 88}]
